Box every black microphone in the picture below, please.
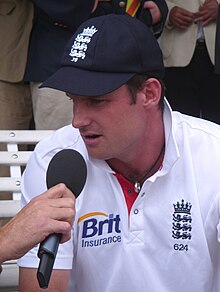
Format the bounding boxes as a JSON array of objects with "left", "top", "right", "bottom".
[{"left": 37, "top": 149, "right": 87, "bottom": 289}]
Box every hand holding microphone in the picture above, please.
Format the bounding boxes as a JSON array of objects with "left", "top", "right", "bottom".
[
  {"left": 37, "top": 149, "right": 87, "bottom": 289},
  {"left": 0, "top": 184, "right": 74, "bottom": 267}
]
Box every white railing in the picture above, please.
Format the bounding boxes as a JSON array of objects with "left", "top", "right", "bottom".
[{"left": 0, "top": 130, "right": 53, "bottom": 291}]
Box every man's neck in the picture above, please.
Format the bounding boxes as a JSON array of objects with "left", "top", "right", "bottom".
[{"left": 107, "top": 123, "right": 165, "bottom": 185}]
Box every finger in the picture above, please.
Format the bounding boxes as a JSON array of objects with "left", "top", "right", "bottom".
[
  {"left": 60, "top": 233, "right": 71, "bottom": 244},
  {"left": 144, "top": 1, "right": 156, "bottom": 9},
  {"left": 195, "top": 13, "right": 216, "bottom": 24},
  {"left": 198, "top": 9, "right": 211, "bottom": 18},
  {"left": 46, "top": 205, "right": 75, "bottom": 226},
  {"left": 193, "top": 16, "right": 203, "bottom": 23},
  {"left": 21, "top": 199, "right": 75, "bottom": 230},
  {"left": 60, "top": 227, "right": 72, "bottom": 244},
  {"left": 37, "top": 220, "right": 72, "bottom": 244},
  {"left": 179, "top": 16, "right": 194, "bottom": 24},
  {"left": 44, "top": 196, "right": 75, "bottom": 209},
  {"left": 177, "top": 18, "right": 192, "bottom": 27},
  {"left": 170, "top": 9, "right": 194, "bottom": 26},
  {"left": 43, "top": 183, "right": 75, "bottom": 200},
  {"left": 32, "top": 211, "right": 73, "bottom": 239},
  {"left": 202, "top": 18, "right": 213, "bottom": 26},
  {"left": 199, "top": 4, "right": 218, "bottom": 16},
  {"left": 50, "top": 220, "right": 72, "bottom": 240},
  {"left": 181, "top": 11, "right": 195, "bottom": 18},
  {"left": 174, "top": 7, "right": 195, "bottom": 18}
]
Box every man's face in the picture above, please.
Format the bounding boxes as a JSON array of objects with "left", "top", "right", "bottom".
[{"left": 68, "top": 84, "right": 150, "bottom": 162}]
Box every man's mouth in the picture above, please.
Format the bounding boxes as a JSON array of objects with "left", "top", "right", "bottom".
[
  {"left": 82, "top": 134, "right": 102, "bottom": 145},
  {"left": 86, "top": 134, "right": 99, "bottom": 138},
  {"left": 84, "top": 134, "right": 101, "bottom": 139}
]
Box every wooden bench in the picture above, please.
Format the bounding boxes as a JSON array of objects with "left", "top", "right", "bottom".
[{"left": 0, "top": 130, "right": 53, "bottom": 291}]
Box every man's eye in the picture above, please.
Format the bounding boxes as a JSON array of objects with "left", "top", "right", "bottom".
[{"left": 91, "top": 99, "right": 105, "bottom": 104}]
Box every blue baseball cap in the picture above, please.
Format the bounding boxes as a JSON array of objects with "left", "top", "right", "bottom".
[{"left": 41, "top": 14, "right": 164, "bottom": 96}]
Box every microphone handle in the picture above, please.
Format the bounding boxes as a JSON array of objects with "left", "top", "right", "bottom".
[{"left": 37, "top": 233, "right": 61, "bottom": 289}]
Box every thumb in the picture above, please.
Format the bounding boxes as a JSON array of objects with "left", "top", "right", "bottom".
[
  {"left": 40, "top": 183, "right": 75, "bottom": 200},
  {"left": 144, "top": 1, "right": 156, "bottom": 10}
]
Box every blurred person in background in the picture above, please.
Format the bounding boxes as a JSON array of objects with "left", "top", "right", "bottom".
[
  {"left": 0, "top": 0, "right": 33, "bottom": 132},
  {"left": 159, "top": 0, "right": 220, "bottom": 124}
]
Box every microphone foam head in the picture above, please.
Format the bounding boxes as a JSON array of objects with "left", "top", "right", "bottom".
[{"left": 46, "top": 149, "right": 87, "bottom": 197}]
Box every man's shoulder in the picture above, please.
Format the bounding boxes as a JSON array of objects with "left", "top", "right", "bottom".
[
  {"left": 35, "top": 125, "right": 87, "bottom": 159},
  {"left": 173, "top": 112, "right": 220, "bottom": 143}
]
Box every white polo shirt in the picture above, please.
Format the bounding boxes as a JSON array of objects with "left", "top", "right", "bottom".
[{"left": 18, "top": 100, "right": 220, "bottom": 292}]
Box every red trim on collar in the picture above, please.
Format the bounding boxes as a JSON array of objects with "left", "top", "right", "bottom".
[{"left": 114, "top": 173, "right": 138, "bottom": 214}]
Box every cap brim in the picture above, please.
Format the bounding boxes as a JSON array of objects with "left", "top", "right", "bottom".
[{"left": 41, "top": 66, "right": 135, "bottom": 96}]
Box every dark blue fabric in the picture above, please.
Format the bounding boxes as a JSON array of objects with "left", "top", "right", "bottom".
[
  {"left": 42, "top": 14, "right": 165, "bottom": 97},
  {"left": 93, "top": 0, "right": 168, "bottom": 37},
  {"left": 24, "top": 0, "right": 95, "bottom": 82}
]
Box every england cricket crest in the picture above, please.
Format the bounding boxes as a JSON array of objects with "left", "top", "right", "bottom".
[
  {"left": 172, "top": 199, "right": 192, "bottom": 240},
  {"left": 69, "top": 26, "right": 98, "bottom": 62}
]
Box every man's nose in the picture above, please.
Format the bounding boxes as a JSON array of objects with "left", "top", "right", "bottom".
[{"left": 72, "top": 103, "right": 90, "bottom": 129}]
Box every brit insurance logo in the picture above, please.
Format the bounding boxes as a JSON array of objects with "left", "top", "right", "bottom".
[{"left": 78, "top": 212, "right": 122, "bottom": 248}]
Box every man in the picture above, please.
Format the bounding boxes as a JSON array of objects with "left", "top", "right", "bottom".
[
  {"left": 0, "top": 0, "right": 33, "bottom": 132},
  {"left": 0, "top": 184, "right": 75, "bottom": 273},
  {"left": 18, "top": 14, "right": 220, "bottom": 291},
  {"left": 158, "top": 0, "right": 220, "bottom": 124}
]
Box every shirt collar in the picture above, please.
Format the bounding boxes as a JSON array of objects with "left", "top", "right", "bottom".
[{"left": 162, "top": 98, "right": 180, "bottom": 175}]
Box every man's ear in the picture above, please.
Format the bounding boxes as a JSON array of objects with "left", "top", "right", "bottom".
[{"left": 139, "top": 78, "right": 162, "bottom": 108}]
